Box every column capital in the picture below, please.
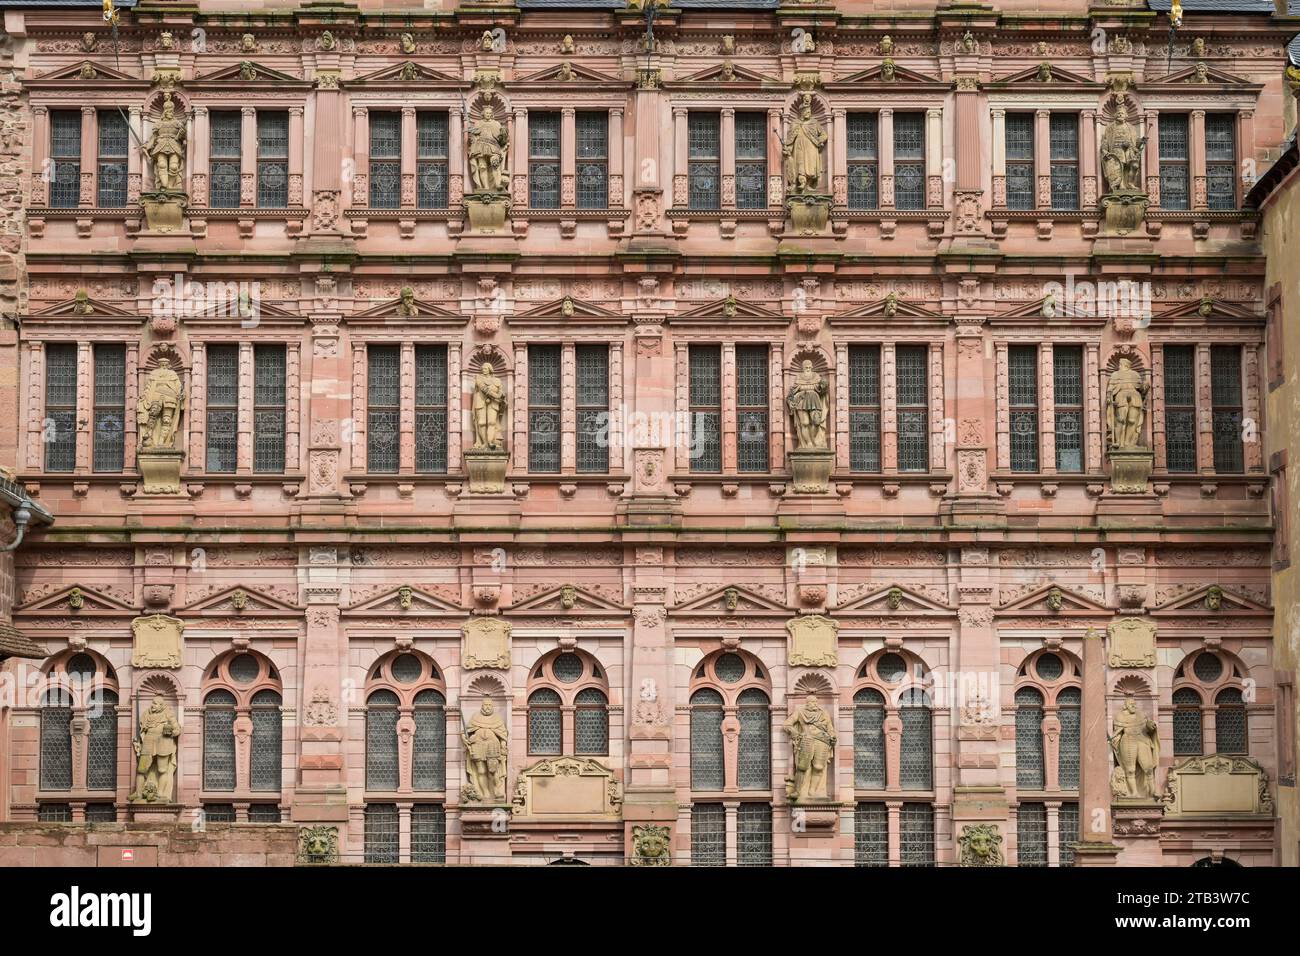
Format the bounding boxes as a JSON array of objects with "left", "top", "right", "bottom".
[
  {"left": 927, "top": 106, "right": 943, "bottom": 119},
  {"left": 241, "top": 106, "right": 256, "bottom": 118},
  {"left": 880, "top": 106, "right": 894, "bottom": 118},
  {"left": 353, "top": 105, "right": 368, "bottom": 118},
  {"left": 990, "top": 107, "right": 1005, "bottom": 119},
  {"left": 33, "top": 104, "right": 48, "bottom": 117},
  {"left": 401, "top": 105, "right": 416, "bottom": 118},
  {"left": 610, "top": 107, "right": 623, "bottom": 118},
  {"left": 673, "top": 106, "right": 688, "bottom": 119},
  {"left": 81, "top": 105, "right": 95, "bottom": 116},
  {"left": 1036, "top": 108, "right": 1050, "bottom": 119},
  {"left": 561, "top": 105, "right": 575, "bottom": 117},
  {"left": 289, "top": 105, "right": 305, "bottom": 117},
  {"left": 1191, "top": 108, "right": 1206, "bottom": 119}
]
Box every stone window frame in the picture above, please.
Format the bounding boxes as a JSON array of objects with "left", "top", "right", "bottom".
[
  {"left": 670, "top": 99, "right": 785, "bottom": 215},
  {"left": 685, "top": 648, "right": 772, "bottom": 799},
  {"left": 1012, "top": 648, "right": 1083, "bottom": 797},
  {"left": 1011, "top": 798, "right": 1080, "bottom": 868},
  {"left": 851, "top": 648, "right": 935, "bottom": 798},
  {"left": 199, "top": 649, "right": 284, "bottom": 809},
  {"left": 1139, "top": 95, "right": 1256, "bottom": 214},
  {"left": 35, "top": 649, "right": 121, "bottom": 816},
  {"left": 1169, "top": 648, "right": 1252, "bottom": 758},
  {"left": 188, "top": 99, "right": 307, "bottom": 211},
  {"left": 990, "top": 105, "right": 1084, "bottom": 212},
  {"left": 826, "top": 94, "right": 946, "bottom": 214},
  {"left": 525, "top": 648, "right": 610, "bottom": 757},
  {"left": 361, "top": 649, "right": 448, "bottom": 797}
]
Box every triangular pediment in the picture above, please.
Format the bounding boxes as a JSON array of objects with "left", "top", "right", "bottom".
[
  {"left": 991, "top": 64, "right": 1096, "bottom": 86},
  {"left": 835, "top": 64, "right": 943, "bottom": 85},
  {"left": 1149, "top": 65, "right": 1253, "bottom": 86},
  {"left": 194, "top": 61, "right": 306, "bottom": 84},
  {"left": 672, "top": 584, "right": 788, "bottom": 614},
  {"left": 678, "top": 296, "right": 785, "bottom": 321},
  {"left": 1154, "top": 297, "right": 1261, "bottom": 322},
  {"left": 345, "top": 586, "right": 462, "bottom": 614},
  {"left": 178, "top": 585, "right": 301, "bottom": 615},
  {"left": 508, "top": 584, "right": 626, "bottom": 614},
  {"left": 833, "top": 296, "right": 946, "bottom": 321},
  {"left": 186, "top": 299, "right": 300, "bottom": 320},
  {"left": 38, "top": 60, "right": 140, "bottom": 82},
  {"left": 675, "top": 62, "right": 777, "bottom": 85},
  {"left": 996, "top": 582, "right": 1109, "bottom": 615},
  {"left": 33, "top": 296, "right": 136, "bottom": 318},
  {"left": 1151, "top": 584, "right": 1271, "bottom": 616},
  {"left": 349, "top": 62, "right": 463, "bottom": 86},
  {"left": 516, "top": 296, "right": 622, "bottom": 320},
  {"left": 514, "top": 62, "right": 623, "bottom": 85},
  {"left": 353, "top": 296, "right": 462, "bottom": 320},
  {"left": 16, "top": 584, "right": 136, "bottom": 615},
  {"left": 834, "top": 584, "right": 951, "bottom": 613},
  {"left": 990, "top": 295, "right": 1108, "bottom": 325}
]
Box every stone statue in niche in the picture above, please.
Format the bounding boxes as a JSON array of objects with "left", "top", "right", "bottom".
[
  {"left": 468, "top": 104, "right": 509, "bottom": 195},
  {"left": 787, "top": 360, "right": 829, "bottom": 450},
  {"left": 471, "top": 363, "right": 507, "bottom": 451},
  {"left": 463, "top": 700, "right": 509, "bottom": 803},
  {"left": 137, "top": 358, "right": 184, "bottom": 452},
  {"left": 1105, "top": 358, "right": 1149, "bottom": 449},
  {"left": 129, "top": 696, "right": 181, "bottom": 803},
  {"left": 784, "top": 694, "right": 837, "bottom": 803},
  {"left": 144, "top": 93, "right": 187, "bottom": 194},
  {"left": 1100, "top": 102, "right": 1145, "bottom": 194},
  {"left": 1110, "top": 695, "right": 1160, "bottom": 800},
  {"left": 780, "top": 98, "right": 827, "bottom": 195}
]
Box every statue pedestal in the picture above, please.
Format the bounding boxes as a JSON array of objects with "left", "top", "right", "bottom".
[
  {"left": 464, "top": 449, "right": 509, "bottom": 494},
  {"left": 137, "top": 450, "right": 185, "bottom": 495},
  {"left": 786, "top": 802, "right": 840, "bottom": 834},
  {"left": 785, "top": 194, "right": 831, "bottom": 236},
  {"left": 140, "top": 191, "right": 188, "bottom": 234},
  {"left": 1099, "top": 190, "right": 1149, "bottom": 236},
  {"left": 789, "top": 448, "right": 834, "bottom": 494},
  {"left": 459, "top": 803, "right": 512, "bottom": 838},
  {"left": 1068, "top": 840, "right": 1122, "bottom": 867},
  {"left": 128, "top": 803, "right": 183, "bottom": 824},
  {"left": 1107, "top": 448, "right": 1154, "bottom": 494},
  {"left": 1111, "top": 802, "right": 1166, "bottom": 865},
  {"left": 464, "top": 192, "right": 511, "bottom": 234}
]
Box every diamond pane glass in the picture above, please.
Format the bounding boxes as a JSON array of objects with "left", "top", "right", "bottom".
[
  {"left": 715, "top": 653, "right": 745, "bottom": 683},
  {"left": 576, "top": 344, "right": 609, "bottom": 473},
  {"left": 1173, "top": 688, "right": 1204, "bottom": 756},
  {"left": 370, "top": 161, "right": 400, "bottom": 209},
  {"left": 688, "top": 113, "right": 721, "bottom": 209},
  {"left": 1054, "top": 346, "right": 1084, "bottom": 472},
  {"left": 1163, "top": 345, "right": 1197, "bottom": 471},
  {"left": 257, "top": 112, "right": 289, "bottom": 206},
  {"left": 204, "top": 803, "right": 236, "bottom": 823},
  {"left": 248, "top": 804, "right": 281, "bottom": 823},
  {"left": 414, "top": 690, "right": 446, "bottom": 790},
  {"left": 737, "top": 803, "right": 773, "bottom": 866},
  {"left": 93, "top": 345, "right": 126, "bottom": 472},
  {"left": 1193, "top": 654, "right": 1223, "bottom": 683},
  {"left": 847, "top": 113, "right": 878, "bottom": 208},
  {"left": 1007, "top": 162, "right": 1034, "bottom": 210},
  {"left": 854, "top": 689, "right": 886, "bottom": 789},
  {"left": 44, "top": 344, "right": 77, "bottom": 472},
  {"left": 1205, "top": 114, "right": 1236, "bottom": 210},
  {"left": 1018, "top": 802, "right": 1048, "bottom": 866},
  {"left": 1036, "top": 653, "right": 1064, "bottom": 681},
  {"left": 391, "top": 655, "right": 423, "bottom": 684},
  {"left": 737, "top": 688, "right": 770, "bottom": 791},
  {"left": 209, "top": 112, "right": 241, "bottom": 208},
  {"left": 1006, "top": 114, "right": 1034, "bottom": 159},
  {"left": 87, "top": 691, "right": 118, "bottom": 790},
  {"left": 576, "top": 111, "right": 609, "bottom": 209},
  {"left": 229, "top": 654, "right": 259, "bottom": 683},
  {"left": 877, "top": 653, "right": 907, "bottom": 683},
  {"left": 40, "top": 699, "right": 73, "bottom": 790},
  {"left": 250, "top": 690, "right": 282, "bottom": 791},
  {"left": 252, "top": 345, "right": 286, "bottom": 473},
  {"left": 690, "top": 689, "right": 725, "bottom": 791},
  {"left": 689, "top": 345, "right": 721, "bottom": 473},
  {"left": 691, "top": 803, "right": 726, "bottom": 865},
  {"left": 529, "top": 112, "right": 560, "bottom": 208},
  {"left": 367, "top": 345, "right": 399, "bottom": 474},
  {"left": 900, "top": 704, "right": 932, "bottom": 790},
  {"left": 1215, "top": 688, "right": 1247, "bottom": 754},
  {"left": 900, "top": 803, "right": 935, "bottom": 866},
  {"left": 855, "top": 802, "right": 888, "bottom": 866},
  {"left": 203, "top": 690, "right": 237, "bottom": 791},
  {"left": 735, "top": 113, "right": 767, "bottom": 209},
  {"left": 1211, "top": 346, "right": 1243, "bottom": 473},
  {"left": 1009, "top": 345, "right": 1039, "bottom": 472},
  {"left": 1058, "top": 686, "right": 1081, "bottom": 789},
  {"left": 1059, "top": 802, "right": 1080, "bottom": 866},
  {"left": 575, "top": 688, "right": 609, "bottom": 754},
  {"left": 849, "top": 345, "right": 881, "bottom": 472},
  {"left": 1016, "top": 687, "right": 1045, "bottom": 789},
  {"left": 412, "top": 345, "right": 448, "bottom": 474},
  {"left": 364, "top": 804, "right": 399, "bottom": 864},
  {"left": 528, "top": 689, "right": 562, "bottom": 755},
  {"left": 412, "top": 804, "right": 446, "bottom": 863},
  {"left": 895, "top": 162, "right": 925, "bottom": 210},
  {"left": 1049, "top": 115, "right": 1079, "bottom": 209},
  {"left": 417, "top": 112, "right": 449, "bottom": 209},
  {"left": 366, "top": 691, "right": 400, "bottom": 790}
]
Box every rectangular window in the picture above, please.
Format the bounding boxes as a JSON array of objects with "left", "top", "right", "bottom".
[
  {"left": 847, "top": 113, "right": 879, "bottom": 209},
  {"left": 1009, "top": 345, "right": 1039, "bottom": 473},
  {"left": 736, "top": 344, "right": 769, "bottom": 473},
  {"left": 203, "top": 803, "right": 236, "bottom": 823},
  {"left": 366, "top": 345, "right": 400, "bottom": 473},
  {"left": 256, "top": 111, "right": 289, "bottom": 207},
  {"left": 205, "top": 345, "right": 239, "bottom": 473},
  {"left": 576, "top": 344, "right": 609, "bottom": 473},
  {"left": 1211, "top": 344, "right": 1243, "bottom": 473},
  {"left": 734, "top": 112, "right": 767, "bottom": 209},
  {"left": 369, "top": 112, "right": 401, "bottom": 209},
  {"left": 529, "top": 112, "right": 560, "bottom": 209},
  {"left": 44, "top": 344, "right": 78, "bottom": 472},
  {"left": 415, "top": 345, "right": 448, "bottom": 473},
  {"left": 849, "top": 345, "right": 882, "bottom": 472},
  {"left": 417, "top": 112, "right": 449, "bottom": 209},
  {"left": 49, "top": 110, "right": 81, "bottom": 208},
  {"left": 363, "top": 804, "right": 399, "bottom": 864},
  {"left": 412, "top": 804, "right": 447, "bottom": 864},
  {"left": 691, "top": 803, "right": 725, "bottom": 866},
  {"left": 688, "top": 112, "right": 721, "bottom": 210},
  {"left": 528, "top": 345, "right": 561, "bottom": 473},
  {"left": 38, "top": 803, "right": 72, "bottom": 823},
  {"left": 97, "top": 109, "right": 128, "bottom": 207},
  {"left": 1049, "top": 113, "right": 1079, "bottom": 209},
  {"left": 1163, "top": 344, "right": 1197, "bottom": 472},
  {"left": 1017, "top": 802, "right": 1048, "bottom": 867},
  {"left": 248, "top": 804, "right": 281, "bottom": 823},
  {"left": 1205, "top": 113, "right": 1237, "bottom": 210},
  {"left": 576, "top": 111, "right": 608, "bottom": 209},
  {"left": 1004, "top": 113, "right": 1035, "bottom": 210},
  {"left": 854, "top": 802, "right": 888, "bottom": 867},
  {"left": 92, "top": 344, "right": 126, "bottom": 472},
  {"left": 1058, "top": 802, "right": 1080, "bottom": 866},
  {"left": 689, "top": 345, "right": 721, "bottom": 473},
  {"left": 1053, "top": 345, "right": 1083, "bottom": 472},
  {"left": 253, "top": 344, "right": 285, "bottom": 473},
  {"left": 736, "top": 803, "right": 773, "bottom": 867},
  {"left": 896, "top": 345, "right": 929, "bottom": 472},
  {"left": 209, "top": 111, "right": 242, "bottom": 209},
  {"left": 893, "top": 112, "right": 926, "bottom": 210},
  {"left": 85, "top": 803, "right": 117, "bottom": 822},
  {"left": 900, "top": 803, "right": 935, "bottom": 866},
  {"left": 1159, "top": 114, "right": 1190, "bottom": 210}
]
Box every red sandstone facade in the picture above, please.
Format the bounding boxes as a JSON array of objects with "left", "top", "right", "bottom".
[{"left": 0, "top": 0, "right": 1296, "bottom": 867}]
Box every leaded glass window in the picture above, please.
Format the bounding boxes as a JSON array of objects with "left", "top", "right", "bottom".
[
  {"left": 691, "top": 802, "right": 725, "bottom": 865},
  {"left": 528, "top": 345, "right": 561, "bottom": 473},
  {"left": 893, "top": 112, "right": 925, "bottom": 210},
  {"left": 688, "top": 113, "right": 721, "bottom": 209},
  {"left": 899, "top": 697, "right": 932, "bottom": 790},
  {"left": 412, "top": 804, "right": 446, "bottom": 863},
  {"left": 253, "top": 344, "right": 286, "bottom": 473},
  {"left": 715, "top": 653, "right": 746, "bottom": 683},
  {"left": 366, "top": 690, "right": 400, "bottom": 790},
  {"left": 735, "top": 112, "right": 767, "bottom": 209},
  {"left": 1057, "top": 686, "right": 1081, "bottom": 789},
  {"left": 204, "top": 803, "right": 236, "bottom": 823},
  {"left": 38, "top": 803, "right": 72, "bottom": 822},
  {"left": 900, "top": 803, "right": 935, "bottom": 866},
  {"left": 1016, "top": 687, "right": 1045, "bottom": 789},
  {"left": 897, "top": 345, "right": 929, "bottom": 472},
  {"left": 1205, "top": 113, "right": 1237, "bottom": 210},
  {"left": 1054, "top": 345, "right": 1084, "bottom": 472},
  {"left": 203, "top": 689, "right": 237, "bottom": 791},
  {"left": 256, "top": 111, "right": 289, "bottom": 207},
  {"left": 44, "top": 343, "right": 77, "bottom": 472},
  {"left": 847, "top": 112, "right": 878, "bottom": 209},
  {"left": 364, "top": 804, "right": 399, "bottom": 864},
  {"left": 93, "top": 344, "right": 126, "bottom": 472},
  {"left": 40, "top": 689, "right": 73, "bottom": 790},
  {"left": 529, "top": 112, "right": 561, "bottom": 209},
  {"left": 391, "top": 655, "right": 422, "bottom": 684},
  {"left": 690, "top": 688, "right": 725, "bottom": 791},
  {"left": 855, "top": 802, "right": 888, "bottom": 866},
  {"left": 1059, "top": 802, "right": 1080, "bottom": 866},
  {"left": 413, "top": 689, "right": 446, "bottom": 790},
  {"left": 369, "top": 112, "right": 401, "bottom": 209},
  {"left": 1018, "top": 802, "right": 1048, "bottom": 866},
  {"left": 737, "top": 688, "right": 770, "bottom": 791},
  {"left": 553, "top": 654, "right": 584, "bottom": 683},
  {"left": 1173, "top": 687, "right": 1204, "bottom": 756},
  {"left": 1163, "top": 345, "right": 1197, "bottom": 472},
  {"left": 853, "top": 688, "right": 886, "bottom": 789},
  {"left": 1211, "top": 345, "right": 1243, "bottom": 473},
  {"left": 1009, "top": 345, "right": 1039, "bottom": 472},
  {"left": 577, "top": 344, "right": 609, "bottom": 473},
  {"left": 205, "top": 345, "right": 239, "bottom": 473},
  {"left": 849, "top": 345, "right": 881, "bottom": 472},
  {"left": 247, "top": 804, "right": 280, "bottom": 823},
  {"left": 50, "top": 110, "right": 81, "bottom": 208},
  {"left": 689, "top": 345, "right": 721, "bottom": 473},
  {"left": 1193, "top": 653, "right": 1223, "bottom": 683},
  {"left": 1215, "top": 688, "right": 1247, "bottom": 754},
  {"left": 417, "top": 112, "right": 449, "bottom": 209},
  {"left": 1049, "top": 113, "right": 1079, "bottom": 209},
  {"left": 97, "top": 109, "right": 129, "bottom": 207},
  {"left": 736, "top": 344, "right": 769, "bottom": 473},
  {"left": 229, "top": 654, "right": 259, "bottom": 683},
  {"left": 87, "top": 690, "right": 118, "bottom": 790},
  {"left": 209, "top": 111, "right": 242, "bottom": 209},
  {"left": 85, "top": 803, "right": 117, "bottom": 822},
  {"left": 528, "top": 689, "right": 562, "bottom": 755},
  {"left": 576, "top": 111, "right": 608, "bottom": 209},
  {"left": 367, "top": 345, "right": 400, "bottom": 474},
  {"left": 737, "top": 803, "right": 773, "bottom": 866},
  {"left": 1005, "top": 113, "right": 1035, "bottom": 210},
  {"left": 1159, "top": 115, "right": 1190, "bottom": 210},
  {"left": 1037, "top": 652, "right": 1064, "bottom": 682},
  {"left": 250, "top": 689, "right": 282, "bottom": 792},
  {"left": 416, "top": 345, "right": 448, "bottom": 473},
  {"left": 575, "top": 688, "right": 609, "bottom": 755}
]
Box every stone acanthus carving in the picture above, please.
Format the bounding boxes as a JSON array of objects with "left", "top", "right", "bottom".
[
  {"left": 958, "top": 824, "right": 1004, "bottom": 866},
  {"left": 787, "top": 360, "right": 829, "bottom": 449},
  {"left": 131, "top": 614, "right": 184, "bottom": 668},
  {"left": 144, "top": 93, "right": 187, "bottom": 193},
  {"left": 468, "top": 105, "right": 509, "bottom": 194},
  {"left": 129, "top": 696, "right": 181, "bottom": 803},
  {"left": 784, "top": 694, "right": 837, "bottom": 804},
  {"left": 1110, "top": 695, "right": 1160, "bottom": 800},
  {"left": 1106, "top": 358, "right": 1149, "bottom": 449},
  {"left": 302, "top": 687, "right": 338, "bottom": 727},
  {"left": 471, "top": 363, "right": 507, "bottom": 450},
  {"left": 462, "top": 700, "right": 509, "bottom": 803},
  {"left": 298, "top": 825, "right": 339, "bottom": 864},
  {"left": 631, "top": 824, "right": 672, "bottom": 866},
  {"left": 1100, "top": 102, "right": 1145, "bottom": 195},
  {"left": 138, "top": 358, "right": 185, "bottom": 451},
  {"left": 779, "top": 97, "right": 827, "bottom": 195}
]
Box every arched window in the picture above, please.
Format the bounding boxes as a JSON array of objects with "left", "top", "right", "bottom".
[
  {"left": 526, "top": 649, "right": 611, "bottom": 756},
  {"left": 736, "top": 688, "right": 771, "bottom": 791},
  {"left": 366, "top": 690, "right": 400, "bottom": 790},
  {"left": 687, "top": 650, "right": 772, "bottom": 793},
  {"left": 853, "top": 689, "right": 886, "bottom": 789},
  {"left": 87, "top": 690, "right": 119, "bottom": 791},
  {"left": 1172, "top": 688, "right": 1204, "bottom": 756},
  {"left": 1015, "top": 687, "right": 1045, "bottom": 789},
  {"left": 899, "top": 688, "right": 933, "bottom": 790},
  {"left": 1014, "top": 650, "right": 1082, "bottom": 792},
  {"left": 1057, "top": 687, "right": 1081, "bottom": 788},
  {"left": 203, "top": 690, "right": 237, "bottom": 791},
  {"left": 39, "top": 687, "right": 73, "bottom": 791},
  {"left": 1215, "top": 688, "right": 1246, "bottom": 754},
  {"left": 249, "top": 690, "right": 282, "bottom": 791},
  {"left": 202, "top": 651, "right": 283, "bottom": 799},
  {"left": 690, "top": 688, "right": 725, "bottom": 791},
  {"left": 853, "top": 650, "right": 933, "bottom": 792},
  {"left": 1172, "top": 649, "right": 1250, "bottom": 758},
  {"left": 38, "top": 651, "right": 119, "bottom": 797},
  {"left": 363, "top": 650, "right": 446, "bottom": 793},
  {"left": 413, "top": 689, "right": 447, "bottom": 790}
]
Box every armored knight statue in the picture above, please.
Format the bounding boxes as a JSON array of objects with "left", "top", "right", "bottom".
[
  {"left": 468, "top": 105, "right": 509, "bottom": 195},
  {"left": 137, "top": 358, "right": 184, "bottom": 451},
  {"left": 787, "top": 360, "right": 829, "bottom": 450},
  {"left": 780, "top": 99, "right": 828, "bottom": 195},
  {"left": 471, "top": 362, "right": 507, "bottom": 451},
  {"left": 144, "top": 93, "right": 187, "bottom": 193},
  {"left": 129, "top": 696, "right": 181, "bottom": 803},
  {"left": 463, "top": 699, "right": 509, "bottom": 802},
  {"left": 1110, "top": 694, "right": 1160, "bottom": 800},
  {"left": 784, "top": 694, "right": 837, "bottom": 803},
  {"left": 1100, "top": 102, "right": 1146, "bottom": 194}
]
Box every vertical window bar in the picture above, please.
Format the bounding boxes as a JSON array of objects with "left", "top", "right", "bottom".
[
  {"left": 1159, "top": 114, "right": 1190, "bottom": 210},
  {"left": 1205, "top": 113, "right": 1237, "bottom": 210},
  {"left": 734, "top": 112, "right": 767, "bottom": 209},
  {"left": 44, "top": 343, "right": 77, "bottom": 472},
  {"left": 689, "top": 345, "right": 721, "bottom": 473},
  {"left": 1210, "top": 344, "right": 1243, "bottom": 473},
  {"left": 208, "top": 111, "right": 242, "bottom": 208},
  {"left": 49, "top": 110, "right": 82, "bottom": 208},
  {"left": 253, "top": 344, "right": 286, "bottom": 473},
  {"left": 1049, "top": 113, "right": 1079, "bottom": 209},
  {"left": 97, "top": 110, "right": 128, "bottom": 207},
  {"left": 1005, "top": 113, "right": 1035, "bottom": 210},
  {"left": 1053, "top": 345, "right": 1083, "bottom": 473},
  {"left": 528, "top": 345, "right": 561, "bottom": 473},
  {"left": 688, "top": 113, "right": 721, "bottom": 209},
  {"left": 256, "top": 111, "right": 289, "bottom": 207},
  {"left": 366, "top": 345, "right": 400, "bottom": 474},
  {"left": 896, "top": 345, "right": 929, "bottom": 472},
  {"left": 529, "top": 112, "right": 561, "bottom": 209},
  {"left": 846, "top": 112, "right": 878, "bottom": 209},
  {"left": 417, "top": 112, "right": 449, "bottom": 209},
  {"left": 1163, "top": 345, "right": 1197, "bottom": 472},
  {"left": 576, "top": 111, "right": 608, "bottom": 209},
  {"left": 893, "top": 112, "right": 926, "bottom": 210},
  {"left": 849, "top": 345, "right": 882, "bottom": 472},
  {"left": 576, "top": 344, "right": 609, "bottom": 473},
  {"left": 369, "top": 112, "right": 401, "bottom": 209},
  {"left": 92, "top": 344, "right": 126, "bottom": 472},
  {"left": 1008, "top": 345, "right": 1039, "bottom": 472},
  {"left": 415, "top": 345, "right": 448, "bottom": 473},
  {"left": 205, "top": 345, "right": 239, "bottom": 473},
  {"left": 735, "top": 344, "right": 769, "bottom": 473}
]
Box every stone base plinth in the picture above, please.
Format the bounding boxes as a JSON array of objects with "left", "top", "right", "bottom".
[
  {"left": 1107, "top": 448, "right": 1154, "bottom": 494},
  {"left": 1100, "top": 191, "right": 1149, "bottom": 236},
  {"left": 1096, "top": 492, "right": 1161, "bottom": 527},
  {"left": 140, "top": 191, "right": 188, "bottom": 234},
  {"left": 1113, "top": 802, "right": 1165, "bottom": 863},
  {"left": 464, "top": 449, "right": 509, "bottom": 493},
  {"left": 137, "top": 450, "right": 185, "bottom": 495},
  {"left": 1068, "top": 840, "right": 1122, "bottom": 866},
  {"left": 460, "top": 803, "right": 512, "bottom": 838},
  {"left": 775, "top": 492, "right": 847, "bottom": 528},
  {"left": 465, "top": 193, "right": 511, "bottom": 233},
  {"left": 787, "top": 803, "right": 841, "bottom": 834},
  {"left": 453, "top": 492, "right": 522, "bottom": 529},
  {"left": 786, "top": 194, "right": 831, "bottom": 235},
  {"left": 939, "top": 493, "right": 1008, "bottom": 525},
  {"left": 128, "top": 802, "right": 183, "bottom": 823},
  {"left": 789, "top": 448, "right": 834, "bottom": 493}
]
